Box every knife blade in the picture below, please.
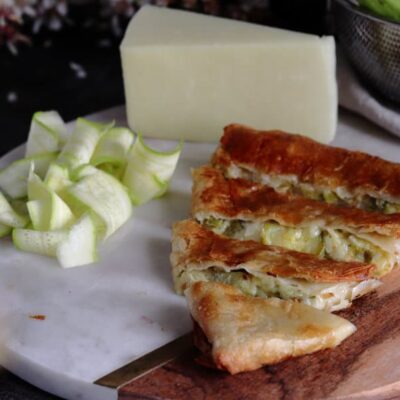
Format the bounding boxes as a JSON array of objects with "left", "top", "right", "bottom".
[{"left": 94, "top": 332, "right": 193, "bottom": 389}]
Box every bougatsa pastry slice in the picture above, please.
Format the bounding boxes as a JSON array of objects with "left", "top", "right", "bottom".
[
  {"left": 212, "top": 123, "right": 400, "bottom": 214},
  {"left": 171, "top": 220, "right": 380, "bottom": 312},
  {"left": 192, "top": 166, "right": 400, "bottom": 277},
  {"left": 185, "top": 281, "right": 356, "bottom": 374}
]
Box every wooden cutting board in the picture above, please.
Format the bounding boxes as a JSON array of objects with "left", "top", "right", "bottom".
[{"left": 119, "top": 268, "right": 400, "bottom": 400}]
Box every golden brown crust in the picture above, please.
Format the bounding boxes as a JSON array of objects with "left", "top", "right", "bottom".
[
  {"left": 186, "top": 281, "right": 356, "bottom": 374},
  {"left": 171, "top": 219, "right": 375, "bottom": 282},
  {"left": 192, "top": 166, "right": 400, "bottom": 238},
  {"left": 212, "top": 123, "right": 400, "bottom": 201}
]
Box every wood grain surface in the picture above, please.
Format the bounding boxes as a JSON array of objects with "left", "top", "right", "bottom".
[{"left": 119, "top": 268, "right": 400, "bottom": 400}]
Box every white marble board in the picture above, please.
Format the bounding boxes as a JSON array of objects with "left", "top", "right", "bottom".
[{"left": 0, "top": 106, "right": 399, "bottom": 400}]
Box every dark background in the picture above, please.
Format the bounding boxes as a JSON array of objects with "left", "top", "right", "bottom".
[
  {"left": 0, "top": 1, "right": 327, "bottom": 398},
  {"left": 0, "top": 31, "right": 125, "bottom": 157}
]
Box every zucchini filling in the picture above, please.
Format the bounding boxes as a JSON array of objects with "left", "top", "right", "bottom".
[
  {"left": 225, "top": 165, "right": 400, "bottom": 214},
  {"left": 177, "top": 268, "right": 380, "bottom": 312},
  {"left": 201, "top": 217, "right": 395, "bottom": 277}
]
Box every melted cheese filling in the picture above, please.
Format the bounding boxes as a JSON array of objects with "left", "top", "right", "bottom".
[
  {"left": 225, "top": 165, "right": 400, "bottom": 214},
  {"left": 177, "top": 268, "right": 380, "bottom": 312},
  {"left": 201, "top": 218, "right": 396, "bottom": 277}
]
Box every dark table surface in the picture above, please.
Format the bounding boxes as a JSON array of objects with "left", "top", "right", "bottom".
[
  {"left": 0, "top": 5, "right": 329, "bottom": 398},
  {"left": 0, "top": 367, "right": 60, "bottom": 400}
]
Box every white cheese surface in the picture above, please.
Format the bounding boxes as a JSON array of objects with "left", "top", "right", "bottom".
[{"left": 121, "top": 6, "right": 337, "bottom": 142}]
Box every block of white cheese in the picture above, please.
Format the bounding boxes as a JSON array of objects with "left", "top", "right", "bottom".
[{"left": 120, "top": 6, "right": 337, "bottom": 143}]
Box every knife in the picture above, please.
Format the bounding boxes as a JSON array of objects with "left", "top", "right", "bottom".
[{"left": 94, "top": 332, "right": 193, "bottom": 389}]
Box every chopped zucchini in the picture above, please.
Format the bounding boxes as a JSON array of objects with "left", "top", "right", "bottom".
[
  {"left": 0, "top": 152, "right": 57, "bottom": 199},
  {"left": 66, "top": 168, "right": 132, "bottom": 239},
  {"left": 91, "top": 127, "right": 134, "bottom": 168},
  {"left": 25, "top": 111, "right": 66, "bottom": 157},
  {"left": 44, "top": 163, "right": 72, "bottom": 194},
  {"left": 0, "top": 223, "right": 11, "bottom": 238},
  {"left": 123, "top": 134, "right": 182, "bottom": 205},
  {"left": 13, "top": 228, "right": 68, "bottom": 257},
  {"left": 56, "top": 214, "right": 98, "bottom": 268},
  {"left": 57, "top": 118, "right": 113, "bottom": 169},
  {"left": 27, "top": 171, "right": 75, "bottom": 231},
  {"left": 0, "top": 191, "right": 29, "bottom": 228}
]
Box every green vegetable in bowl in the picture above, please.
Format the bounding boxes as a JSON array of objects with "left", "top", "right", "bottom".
[{"left": 359, "top": 0, "right": 400, "bottom": 22}]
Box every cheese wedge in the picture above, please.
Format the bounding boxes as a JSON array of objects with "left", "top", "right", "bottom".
[{"left": 120, "top": 6, "right": 337, "bottom": 143}]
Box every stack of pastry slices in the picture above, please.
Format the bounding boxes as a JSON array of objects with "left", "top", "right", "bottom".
[{"left": 170, "top": 124, "right": 400, "bottom": 374}]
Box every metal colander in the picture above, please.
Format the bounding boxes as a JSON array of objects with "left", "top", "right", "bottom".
[{"left": 333, "top": 0, "right": 400, "bottom": 104}]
